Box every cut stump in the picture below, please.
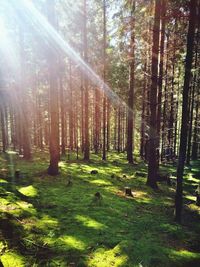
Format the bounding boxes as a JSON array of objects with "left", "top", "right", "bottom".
[{"left": 125, "top": 187, "right": 133, "bottom": 197}]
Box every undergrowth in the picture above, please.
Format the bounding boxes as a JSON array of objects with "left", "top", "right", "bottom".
[{"left": 0, "top": 151, "right": 200, "bottom": 266}]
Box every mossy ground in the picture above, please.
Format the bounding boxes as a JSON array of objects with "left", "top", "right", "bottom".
[{"left": 0, "top": 151, "right": 200, "bottom": 267}]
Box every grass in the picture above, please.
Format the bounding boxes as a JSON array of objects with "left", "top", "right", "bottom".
[{"left": 0, "top": 151, "right": 200, "bottom": 266}]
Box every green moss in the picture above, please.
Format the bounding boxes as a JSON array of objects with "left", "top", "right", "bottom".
[
  {"left": 58, "top": 235, "right": 86, "bottom": 250},
  {"left": 87, "top": 246, "right": 128, "bottom": 267},
  {"left": 0, "top": 153, "right": 199, "bottom": 266},
  {"left": 1, "top": 252, "right": 25, "bottom": 267},
  {"left": 75, "top": 215, "right": 106, "bottom": 230},
  {"left": 18, "top": 185, "right": 38, "bottom": 197}
]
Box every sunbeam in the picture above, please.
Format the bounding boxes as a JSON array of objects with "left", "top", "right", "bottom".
[
  {"left": 0, "top": 13, "right": 20, "bottom": 78},
  {"left": 9, "top": 0, "right": 130, "bottom": 112}
]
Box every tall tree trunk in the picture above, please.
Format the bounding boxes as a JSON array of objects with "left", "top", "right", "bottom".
[
  {"left": 175, "top": 0, "right": 197, "bottom": 223},
  {"left": 83, "top": 0, "right": 90, "bottom": 160},
  {"left": 186, "top": 35, "right": 198, "bottom": 164},
  {"left": 191, "top": 92, "right": 199, "bottom": 160},
  {"left": 69, "top": 61, "right": 74, "bottom": 152},
  {"left": 107, "top": 100, "right": 110, "bottom": 151},
  {"left": 186, "top": 77, "right": 195, "bottom": 165},
  {"left": 0, "top": 102, "right": 7, "bottom": 153},
  {"left": 174, "top": 70, "right": 180, "bottom": 156},
  {"left": 19, "top": 27, "right": 31, "bottom": 160},
  {"left": 127, "top": 1, "right": 135, "bottom": 164},
  {"left": 94, "top": 88, "right": 100, "bottom": 154},
  {"left": 117, "top": 107, "right": 121, "bottom": 153},
  {"left": 157, "top": 0, "right": 166, "bottom": 160},
  {"left": 60, "top": 62, "right": 66, "bottom": 155},
  {"left": 81, "top": 74, "right": 85, "bottom": 153},
  {"left": 114, "top": 108, "right": 117, "bottom": 150},
  {"left": 161, "top": 34, "right": 169, "bottom": 161},
  {"left": 147, "top": 0, "right": 161, "bottom": 188},
  {"left": 47, "top": 0, "right": 60, "bottom": 175},
  {"left": 140, "top": 62, "right": 147, "bottom": 159},
  {"left": 102, "top": 0, "right": 107, "bottom": 160}
]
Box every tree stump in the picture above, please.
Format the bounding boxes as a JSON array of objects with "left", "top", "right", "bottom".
[
  {"left": 135, "top": 171, "right": 146, "bottom": 177},
  {"left": 92, "top": 192, "right": 103, "bottom": 205},
  {"left": 91, "top": 170, "right": 98, "bottom": 175},
  {"left": 66, "top": 179, "right": 72, "bottom": 187},
  {"left": 15, "top": 169, "right": 20, "bottom": 180},
  {"left": 125, "top": 187, "right": 133, "bottom": 197},
  {"left": 94, "top": 192, "right": 101, "bottom": 199}
]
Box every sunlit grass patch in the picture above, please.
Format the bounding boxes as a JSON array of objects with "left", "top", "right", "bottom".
[
  {"left": 87, "top": 245, "right": 128, "bottom": 267},
  {"left": 37, "top": 214, "right": 59, "bottom": 230},
  {"left": 0, "top": 178, "right": 8, "bottom": 183},
  {"left": 168, "top": 249, "right": 200, "bottom": 266},
  {"left": 58, "top": 235, "right": 86, "bottom": 251},
  {"left": 75, "top": 215, "right": 106, "bottom": 230},
  {"left": 18, "top": 185, "right": 38, "bottom": 197},
  {"left": 1, "top": 251, "right": 25, "bottom": 267},
  {"left": 90, "top": 179, "right": 113, "bottom": 186}
]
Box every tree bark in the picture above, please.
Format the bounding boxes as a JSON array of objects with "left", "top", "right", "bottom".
[
  {"left": 147, "top": 0, "right": 161, "bottom": 189},
  {"left": 175, "top": 0, "right": 197, "bottom": 223},
  {"left": 127, "top": 1, "right": 135, "bottom": 164},
  {"left": 83, "top": 0, "right": 90, "bottom": 160},
  {"left": 47, "top": 0, "right": 60, "bottom": 175}
]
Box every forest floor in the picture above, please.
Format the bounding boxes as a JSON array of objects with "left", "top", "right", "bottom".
[{"left": 0, "top": 151, "right": 200, "bottom": 267}]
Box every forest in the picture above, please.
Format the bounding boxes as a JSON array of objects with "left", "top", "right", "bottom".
[{"left": 0, "top": 0, "right": 199, "bottom": 266}]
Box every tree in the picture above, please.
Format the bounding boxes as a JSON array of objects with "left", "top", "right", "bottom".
[
  {"left": 19, "top": 25, "right": 32, "bottom": 160},
  {"left": 83, "top": 0, "right": 90, "bottom": 160},
  {"left": 157, "top": 0, "right": 166, "bottom": 161},
  {"left": 102, "top": 0, "right": 107, "bottom": 160},
  {"left": 175, "top": 0, "right": 197, "bottom": 223},
  {"left": 127, "top": 0, "right": 135, "bottom": 164},
  {"left": 47, "top": 0, "right": 60, "bottom": 175},
  {"left": 147, "top": 0, "right": 161, "bottom": 189}
]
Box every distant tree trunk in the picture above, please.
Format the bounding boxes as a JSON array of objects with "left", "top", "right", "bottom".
[
  {"left": 81, "top": 74, "right": 85, "bottom": 153},
  {"left": 47, "top": 0, "right": 60, "bottom": 175},
  {"left": 9, "top": 104, "right": 16, "bottom": 150},
  {"left": 102, "top": 0, "right": 107, "bottom": 160},
  {"left": 157, "top": 0, "right": 166, "bottom": 160},
  {"left": 122, "top": 108, "right": 125, "bottom": 151},
  {"left": 83, "top": 0, "right": 90, "bottom": 160},
  {"left": 147, "top": 0, "right": 161, "bottom": 189},
  {"left": 117, "top": 107, "right": 121, "bottom": 153},
  {"left": 19, "top": 27, "right": 31, "bottom": 160},
  {"left": 60, "top": 62, "right": 66, "bottom": 155},
  {"left": 107, "top": 100, "right": 110, "bottom": 151},
  {"left": 174, "top": 71, "right": 180, "bottom": 156},
  {"left": 38, "top": 91, "right": 43, "bottom": 150},
  {"left": 94, "top": 88, "right": 100, "bottom": 154},
  {"left": 186, "top": 78, "right": 195, "bottom": 165},
  {"left": 114, "top": 108, "right": 117, "bottom": 150},
  {"left": 175, "top": 0, "right": 197, "bottom": 223},
  {"left": 186, "top": 38, "right": 198, "bottom": 165},
  {"left": 140, "top": 62, "right": 147, "bottom": 159},
  {"left": 191, "top": 97, "right": 199, "bottom": 160},
  {"left": 168, "top": 33, "right": 176, "bottom": 154},
  {"left": 127, "top": 1, "right": 135, "bottom": 164},
  {"left": 161, "top": 34, "right": 169, "bottom": 161},
  {"left": 69, "top": 61, "right": 74, "bottom": 152},
  {"left": 0, "top": 103, "right": 7, "bottom": 152},
  {"left": 102, "top": 96, "right": 106, "bottom": 160}
]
